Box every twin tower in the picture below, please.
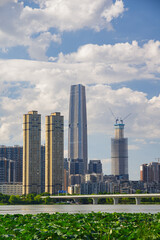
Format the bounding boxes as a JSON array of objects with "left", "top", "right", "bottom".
[
  {"left": 23, "top": 84, "right": 128, "bottom": 195},
  {"left": 23, "top": 111, "right": 64, "bottom": 195}
]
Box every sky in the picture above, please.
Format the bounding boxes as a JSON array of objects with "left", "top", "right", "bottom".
[{"left": 0, "top": 0, "right": 160, "bottom": 180}]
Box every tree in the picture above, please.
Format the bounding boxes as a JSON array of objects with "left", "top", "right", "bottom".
[
  {"left": 136, "top": 189, "right": 142, "bottom": 194},
  {"left": 9, "top": 195, "right": 20, "bottom": 204},
  {"left": 44, "top": 196, "right": 51, "bottom": 204},
  {"left": 0, "top": 194, "right": 10, "bottom": 204},
  {"left": 41, "top": 192, "right": 50, "bottom": 196},
  {"left": 26, "top": 193, "right": 36, "bottom": 204},
  {"left": 34, "top": 195, "right": 43, "bottom": 204}
]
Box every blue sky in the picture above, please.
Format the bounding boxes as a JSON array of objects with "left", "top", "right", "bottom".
[{"left": 0, "top": 0, "right": 160, "bottom": 180}]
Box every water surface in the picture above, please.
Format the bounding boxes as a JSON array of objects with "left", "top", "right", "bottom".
[{"left": 0, "top": 204, "right": 159, "bottom": 215}]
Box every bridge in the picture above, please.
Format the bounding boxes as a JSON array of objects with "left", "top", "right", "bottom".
[{"left": 42, "top": 193, "right": 160, "bottom": 205}]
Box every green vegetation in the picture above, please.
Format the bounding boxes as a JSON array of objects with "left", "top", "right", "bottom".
[
  {"left": 0, "top": 212, "right": 159, "bottom": 239},
  {"left": 0, "top": 193, "right": 75, "bottom": 205},
  {"left": 0, "top": 193, "right": 44, "bottom": 205},
  {"left": 0, "top": 192, "right": 160, "bottom": 205}
]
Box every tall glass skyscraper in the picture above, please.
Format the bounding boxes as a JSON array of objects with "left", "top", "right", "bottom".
[{"left": 68, "top": 84, "right": 88, "bottom": 173}]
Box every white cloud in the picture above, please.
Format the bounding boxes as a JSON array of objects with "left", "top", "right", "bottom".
[
  {"left": 134, "top": 139, "right": 147, "bottom": 144},
  {"left": 0, "top": 0, "right": 17, "bottom": 7},
  {"left": 0, "top": 0, "right": 126, "bottom": 59},
  {"left": 58, "top": 40, "right": 160, "bottom": 83},
  {"left": 86, "top": 84, "right": 160, "bottom": 139},
  {"left": 128, "top": 145, "right": 140, "bottom": 150},
  {"left": 0, "top": 47, "right": 8, "bottom": 53},
  {"left": 101, "top": 158, "right": 111, "bottom": 174},
  {"left": 27, "top": 32, "right": 61, "bottom": 60},
  {"left": 29, "top": 0, "right": 120, "bottom": 31},
  {"left": 0, "top": 40, "right": 160, "bottom": 145},
  {"left": 102, "top": 0, "right": 124, "bottom": 22},
  {"left": 149, "top": 141, "right": 160, "bottom": 145},
  {"left": 101, "top": 158, "right": 111, "bottom": 164}
]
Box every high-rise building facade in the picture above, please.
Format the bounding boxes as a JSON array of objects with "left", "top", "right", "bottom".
[
  {"left": 140, "top": 162, "right": 160, "bottom": 182},
  {"left": 68, "top": 84, "right": 88, "bottom": 173},
  {"left": 140, "top": 164, "right": 148, "bottom": 182},
  {"left": 0, "top": 157, "right": 15, "bottom": 183},
  {"left": 23, "top": 111, "right": 41, "bottom": 194},
  {"left": 41, "top": 145, "right": 45, "bottom": 193},
  {"left": 0, "top": 145, "right": 23, "bottom": 182},
  {"left": 45, "top": 112, "right": 64, "bottom": 195},
  {"left": 64, "top": 158, "right": 69, "bottom": 192},
  {"left": 69, "top": 159, "right": 84, "bottom": 175},
  {"left": 111, "top": 120, "right": 128, "bottom": 180},
  {"left": 88, "top": 160, "right": 102, "bottom": 174}
]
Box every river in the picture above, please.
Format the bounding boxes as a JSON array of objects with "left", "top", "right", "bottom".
[{"left": 0, "top": 204, "right": 159, "bottom": 214}]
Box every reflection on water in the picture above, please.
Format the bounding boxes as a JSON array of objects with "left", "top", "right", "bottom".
[{"left": 0, "top": 204, "right": 159, "bottom": 215}]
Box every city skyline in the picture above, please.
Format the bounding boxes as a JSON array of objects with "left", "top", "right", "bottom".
[{"left": 0, "top": 0, "right": 160, "bottom": 180}]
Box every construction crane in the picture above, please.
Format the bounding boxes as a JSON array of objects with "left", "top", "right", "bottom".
[{"left": 109, "top": 108, "right": 131, "bottom": 124}]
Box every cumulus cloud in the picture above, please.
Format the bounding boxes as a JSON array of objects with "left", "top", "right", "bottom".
[
  {"left": 0, "top": 0, "right": 17, "bottom": 7},
  {"left": 0, "top": 40, "right": 160, "bottom": 146},
  {"left": 101, "top": 158, "right": 111, "bottom": 174},
  {"left": 86, "top": 84, "right": 160, "bottom": 140},
  {"left": 102, "top": 0, "right": 124, "bottom": 22},
  {"left": 134, "top": 139, "right": 147, "bottom": 144},
  {"left": 0, "top": 0, "right": 126, "bottom": 59},
  {"left": 101, "top": 158, "right": 111, "bottom": 164},
  {"left": 26, "top": 0, "right": 118, "bottom": 31},
  {"left": 27, "top": 32, "right": 61, "bottom": 60},
  {"left": 128, "top": 145, "right": 140, "bottom": 150},
  {"left": 149, "top": 141, "right": 160, "bottom": 145},
  {"left": 58, "top": 40, "right": 160, "bottom": 83}
]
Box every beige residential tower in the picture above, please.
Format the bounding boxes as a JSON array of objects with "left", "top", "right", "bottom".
[
  {"left": 23, "top": 111, "right": 41, "bottom": 194},
  {"left": 45, "top": 112, "right": 64, "bottom": 195}
]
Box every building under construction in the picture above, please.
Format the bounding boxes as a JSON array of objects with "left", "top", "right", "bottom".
[{"left": 111, "top": 119, "right": 129, "bottom": 180}]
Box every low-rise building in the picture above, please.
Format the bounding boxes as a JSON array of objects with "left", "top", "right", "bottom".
[
  {"left": 0, "top": 183, "right": 22, "bottom": 195},
  {"left": 85, "top": 173, "right": 103, "bottom": 183}
]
